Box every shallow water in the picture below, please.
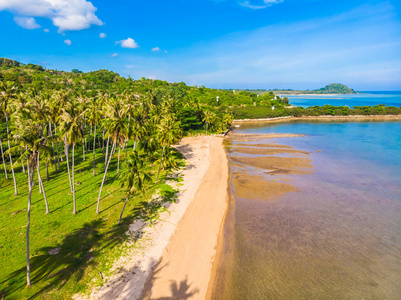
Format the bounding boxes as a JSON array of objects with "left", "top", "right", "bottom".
[
  {"left": 212, "top": 121, "right": 401, "bottom": 299},
  {"left": 287, "top": 91, "right": 401, "bottom": 108}
]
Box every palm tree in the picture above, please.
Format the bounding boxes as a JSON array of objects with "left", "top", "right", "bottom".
[
  {"left": 96, "top": 99, "right": 129, "bottom": 214},
  {"left": 202, "top": 110, "right": 215, "bottom": 136},
  {"left": 0, "top": 81, "right": 18, "bottom": 195},
  {"left": 12, "top": 111, "right": 54, "bottom": 286},
  {"left": 117, "top": 152, "right": 152, "bottom": 224},
  {"left": 155, "top": 115, "right": 182, "bottom": 182},
  {"left": 87, "top": 96, "right": 101, "bottom": 175},
  {"left": 59, "top": 100, "right": 85, "bottom": 214}
]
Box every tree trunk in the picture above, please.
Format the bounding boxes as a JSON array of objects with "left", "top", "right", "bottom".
[
  {"left": 93, "top": 124, "right": 97, "bottom": 176},
  {"left": 102, "top": 130, "right": 105, "bottom": 155},
  {"left": 105, "top": 137, "right": 110, "bottom": 164},
  {"left": 49, "top": 121, "right": 57, "bottom": 172},
  {"left": 55, "top": 124, "right": 62, "bottom": 164},
  {"left": 46, "top": 162, "right": 50, "bottom": 181},
  {"left": 96, "top": 142, "right": 116, "bottom": 214},
  {"left": 72, "top": 144, "right": 76, "bottom": 215},
  {"left": 119, "top": 192, "right": 131, "bottom": 224},
  {"left": 21, "top": 155, "right": 26, "bottom": 174},
  {"left": 156, "top": 144, "right": 166, "bottom": 182},
  {"left": 26, "top": 164, "right": 33, "bottom": 287},
  {"left": 206, "top": 123, "right": 208, "bottom": 135},
  {"left": 117, "top": 146, "right": 120, "bottom": 174},
  {"left": 0, "top": 137, "right": 7, "bottom": 179},
  {"left": 6, "top": 114, "right": 18, "bottom": 195},
  {"left": 65, "top": 136, "right": 73, "bottom": 192},
  {"left": 37, "top": 154, "right": 49, "bottom": 214},
  {"left": 83, "top": 126, "right": 86, "bottom": 162}
]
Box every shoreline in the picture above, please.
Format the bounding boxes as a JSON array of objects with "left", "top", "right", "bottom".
[
  {"left": 233, "top": 115, "right": 401, "bottom": 123},
  {"left": 74, "top": 136, "right": 229, "bottom": 300}
]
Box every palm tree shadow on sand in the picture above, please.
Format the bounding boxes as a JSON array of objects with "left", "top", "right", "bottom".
[{"left": 151, "top": 277, "right": 200, "bottom": 300}]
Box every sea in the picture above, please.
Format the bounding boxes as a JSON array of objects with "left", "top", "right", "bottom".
[
  {"left": 212, "top": 92, "right": 401, "bottom": 299},
  {"left": 286, "top": 91, "right": 401, "bottom": 108}
]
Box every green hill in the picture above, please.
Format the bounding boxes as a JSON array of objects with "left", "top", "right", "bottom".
[{"left": 313, "top": 83, "right": 356, "bottom": 94}]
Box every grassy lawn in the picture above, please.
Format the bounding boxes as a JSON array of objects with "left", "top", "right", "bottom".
[{"left": 0, "top": 139, "right": 183, "bottom": 299}]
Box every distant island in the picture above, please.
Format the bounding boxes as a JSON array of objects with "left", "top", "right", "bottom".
[{"left": 233, "top": 83, "right": 357, "bottom": 95}]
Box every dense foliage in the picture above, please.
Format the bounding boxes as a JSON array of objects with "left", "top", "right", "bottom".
[{"left": 240, "top": 83, "right": 357, "bottom": 95}]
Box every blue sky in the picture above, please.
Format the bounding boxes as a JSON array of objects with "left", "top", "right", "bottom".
[{"left": 0, "top": 0, "right": 401, "bottom": 90}]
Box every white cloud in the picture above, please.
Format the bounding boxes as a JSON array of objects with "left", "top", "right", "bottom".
[
  {"left": 0, "top": 0, "right": 103, "bottom": 32},
  {"left": 111, "top": 53, "right": 118, "bottom": 57},
  {"left": 151, "top": 47, "right": 160, "bottom": 52},
  {"left": 240, "top": 0, "right": 283, "bottom": 9},
  {"left": 64, "top": 39, "right": 71, "bottom": 46},
  {"left": 165, "top": 50, "right": 168, "bottom": 53},
  {"left": 43, "top": 28, "right": 49, "bottom": 32},
  {"left": 99, "top": 32, "right": 106, "bottom": 38},
  {"left": 116, "top": 38, "right": 139, "bottom": 48},
  {"left": 13, "top": 16, "right": 40, "bottom": 29}
]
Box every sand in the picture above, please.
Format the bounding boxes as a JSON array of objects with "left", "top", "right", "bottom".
[
  {"left": 74, "top": 136, "right": 228, "bottom": 300},
  {"left": 233, "top": 115, "right": 401, "bottom": 123},
  {"left": 140, "top": 137, "right": 229, "bottom": 300}
]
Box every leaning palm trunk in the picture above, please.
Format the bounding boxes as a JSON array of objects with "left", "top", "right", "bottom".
[
  {"left": 21, "top": 155, "right": 25, "bottom": 174},
  {"left": 117, "top": 146, "right": 121, "bottom": 174},
  {"left": 49, "top": 121, "right": 57, "bottom": 172},
  {"left": 55, "top": 124, "right": 62, "bottom": 164},
  {"left": 156, "top": 144, "right": 166, "bottom": 182},
  {"left": 26, "top": 164, "right": 33, "bottom": 287},
  {"left": 102, "top": 130, "right": 105, "bottom": 155},
  {"left": 0, "top": 137, "right": 7, "bottom": 179},
  {"left": 105, "top": 137, "right": 110, "bottom": 164},
  {"left": 64, "top": 136, "right": 73, "bottom": 193},
  {"left": 96, "top": 142, "right": 116, "bottom": 214},
  {"left": 37, "top": 153, "right": 49, "bottom": 214},
  {"left": 118, "top": 192, "right": 131, "bottom": 224},
  {"left": 6, "top": 115, "right": 17, "bottom": 195},
  {"left": 72, "top": 144, "right": 76, "bottom": 215},
  {"left": 93, "top": 124, "right": 97, "bottom": 176}
]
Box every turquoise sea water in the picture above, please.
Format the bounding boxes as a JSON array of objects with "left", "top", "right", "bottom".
[
  {"left": 213, "top": 120, "right": 401, "bottom": 299},
  {"left": 287, "top": 91, "right": 401, "bottom": 108}
]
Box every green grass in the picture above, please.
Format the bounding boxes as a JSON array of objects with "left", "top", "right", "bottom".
[{"left": 0, "top": 140, "right": 184, "bottom": 299}]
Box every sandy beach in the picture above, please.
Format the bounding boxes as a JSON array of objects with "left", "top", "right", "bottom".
[
  {"left": 74, "top": 136, "right": 228, "bottom": 300},
  {"left": 140, "top": 136, "right": 229, "bottom": 300},
  {"left": 233, "top": 115, "right": 401, "bottom": 123}
]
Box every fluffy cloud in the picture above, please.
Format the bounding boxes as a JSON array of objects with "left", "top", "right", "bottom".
[
  {"left": 64, "top": 39, "right": 71, "bottom": 46},
  {"left": 240, "top": 0, "right": 283, "bottom": 9},
  {"left": 111, "top": 53, "right": 118, "bottom": 57},
  {"left": 13, "top": 16, "right": 40, "bottom": 29},
  {"left": 99, "top": 32, "right": 106, "bottom": 38},
  {"left": 43, "top": 28, "right": 49, "bottom": 32},
  {"left": 151, "top": 47, "right": 160, "bottom": 52},
  {"left": 116, "top": 38, "right": 139, "bottom": 49},
  {"left": 0, "top": 0, "right": 103, "bottom": 32}
]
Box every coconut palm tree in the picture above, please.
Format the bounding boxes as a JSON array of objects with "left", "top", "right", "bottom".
[
  {"left": 59, "top": 100, "right": 85, "bottom": 214},
  {"left": 96, "top": 98, "right": 129, "bottom": 214},
  {"left": 0, "top": 81, "right": 18, "bottom": 195},
  {"left": 202, "top": 110, "right": 215, "bottom": 136},
  {"left": 87, "top": 96, "right": 101, "bottom": 175},
  {"left": 117, "top": 152, "right": 152, "bottom": 224},
  {"left": 155, "top": 115, "right": 182, "bottom": 182},
  {"left": 11, "top": 111, "right": 54, "bottom": 286}
]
